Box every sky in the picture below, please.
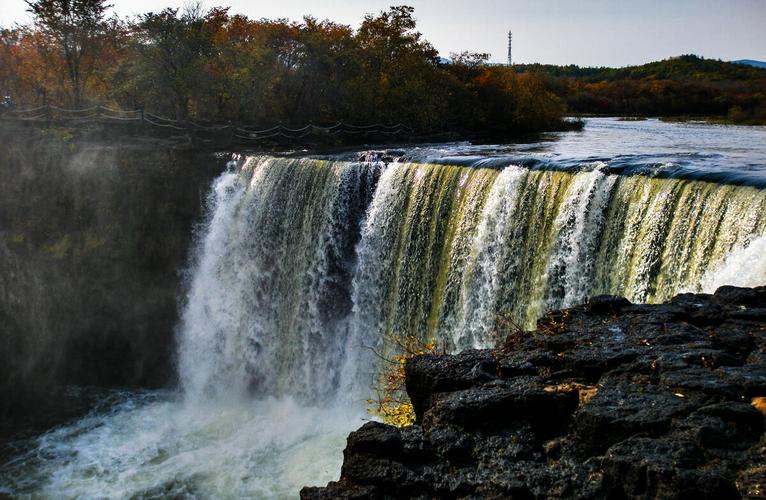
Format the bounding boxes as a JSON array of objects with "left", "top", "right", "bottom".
[{"left": 2, "top": 0, "right": 765, "bottom": 67}]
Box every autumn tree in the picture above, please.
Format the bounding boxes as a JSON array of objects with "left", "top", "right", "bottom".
[
  {"left": 280, "top": 17, "right": 356, "bottom": 123},
  {"left": 25, "top": 0, "right": 112, "bottom": 107},
  {"left": 2, "top": 3, "right": 588, "bottom": 133},
  {"left": 0, "top": 29, "right": 33, "bottom": 106}
]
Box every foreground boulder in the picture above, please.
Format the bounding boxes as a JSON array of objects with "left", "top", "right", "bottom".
[{"left": 302, "top": 286, "right": 766, "bottom": 499}]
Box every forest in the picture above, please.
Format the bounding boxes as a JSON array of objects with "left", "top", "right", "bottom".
[
  {"left": 516, "top": 55, "right": 766, "bottom": 124},
  {"left": 0, "top": 1, "right": 570, "bottom": 140},
  {"left": 3, "top": 1, "right": 764, "bottom": 142}
]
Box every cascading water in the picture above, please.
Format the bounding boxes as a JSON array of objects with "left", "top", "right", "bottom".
[
  {"left": 700, "top": 235, "right": 766, "bottom": 291},
  {"left": 347, "top": 160, "right": 766, "bottom": 354},
  {"left": 3, "top": 126, "right": 766, "bottom": 498},
  {"left": 178, "top": 157, "right": 380, "bottom": 402},
  {"left": 177, "top": 154, "right": 765, "bottom": 403},
  {"left": 0, "top": 157, "right": 384, "bottom": 498}
]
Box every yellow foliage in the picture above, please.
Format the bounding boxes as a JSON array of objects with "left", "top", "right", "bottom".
[
  {"left": 368, "top": 335, "right": 436, "bottom": 427},
  {"left": 539, "top": 309, "right": 571, "bottom": 335},
  {"left": 751, "top": 396, "right": 766, "bottom": 416},
  {"left": 543, "top": 382, "right": 599, "bottom": 405}
]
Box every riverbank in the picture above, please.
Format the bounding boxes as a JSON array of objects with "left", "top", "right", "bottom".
[
  {"left": 572, "top": 114, "right": 766, "bottom": 126},
  {"left": 303, "top": 286, "right": 766, "bottom": 499},
  {"left": 659, "top": 115, "right": 766, "bottom": 126}
]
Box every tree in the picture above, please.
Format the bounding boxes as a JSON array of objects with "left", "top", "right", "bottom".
[
  {"left": 254, "top": 16, "right": 357, "bottom": 124},
  {"left": 450, "top": 51, "right": 490, "bottom": 71},
  {"left": 0, "top": 27, "right": 57, "bottom": 107},
  {"left": 25, "top": 0, "right": 111, "bottom": 107},
  {"left": 132, "top": 4, "right": 221, "bottom": 119},
  {"left": 3, "top": 4, "right": 582, "bottom": 132},
  {"left": 351, "top": 6, "right": 445, "bottom": 130}
]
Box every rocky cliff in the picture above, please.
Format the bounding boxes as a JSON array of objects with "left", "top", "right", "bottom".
[
  {"left": 303, "top": 287, "right": 766, "bottom": 499},
  {"left": 0, "top": 123, "right": 221, "bottom": 426}
]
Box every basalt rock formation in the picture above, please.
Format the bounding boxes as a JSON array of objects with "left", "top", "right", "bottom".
[{"left": 303, "top": 286, "right": 766, "bottom": 499}]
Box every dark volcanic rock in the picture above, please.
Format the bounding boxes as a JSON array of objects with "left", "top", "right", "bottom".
[{"left": 303, "top": 286, "right": 766, "bottom": 499}]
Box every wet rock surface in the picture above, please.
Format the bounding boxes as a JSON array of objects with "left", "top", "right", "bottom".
[
  {"left": 303, "top": 287, "right": 766, "bottom": 499},
  {"left": 0, "top": 125, "right": 221, "bottom": 427}
]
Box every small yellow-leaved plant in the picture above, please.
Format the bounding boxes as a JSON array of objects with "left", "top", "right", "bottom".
[{"left": 367, "top": 335, "right": 436, "bottom": 427}]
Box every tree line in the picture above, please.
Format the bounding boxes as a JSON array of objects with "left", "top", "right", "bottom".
[
  {"left": 6, "top": 1, "right": 759, "bottom": 137},
  {"left": 515, "top": 55, "right": 766, "bottom": 124},
  {"left": 0, "top": 1, "right": 572, "bottom": 139}
]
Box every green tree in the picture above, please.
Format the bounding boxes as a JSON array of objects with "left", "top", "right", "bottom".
[
  {"left": 351, "top": 6, "right": 445, "bottom": 129},
  {"left": 132, "top": 4, "right": 220, "bottom": 119}
]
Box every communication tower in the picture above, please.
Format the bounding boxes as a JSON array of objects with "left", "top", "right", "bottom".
[{"left": 507, "top": 30, "right": 512, "bottom": 66}]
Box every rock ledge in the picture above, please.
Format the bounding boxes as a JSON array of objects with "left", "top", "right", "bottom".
[{"left": 303, "top": 287, "right": 766, "bottom": 499}]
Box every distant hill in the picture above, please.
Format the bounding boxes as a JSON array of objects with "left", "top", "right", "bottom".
[
  {"left": 733, "top": 59, "right": 766, "bottom": 69},
  {"left": 510, "top": 55, "right": 766, "bottom": 124},
  {"left": 514, "top": 55, "right": 766, "bottom": 83}
]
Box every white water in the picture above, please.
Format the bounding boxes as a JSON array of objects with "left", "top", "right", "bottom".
[
  {"left": 454, "top": 165, "right": 527, "bottom": 348},
  {"left": 2, "top": 393, "right": 358, "bottom": 498},
  {"left": 2, "top": 158, "right": 374, "bottom": 498},
  {"left": 543, "top": 164, "right": 617, "bottom": 310},
  {"left": 701, "top": 235, "right": 766, "bottom": 291}
]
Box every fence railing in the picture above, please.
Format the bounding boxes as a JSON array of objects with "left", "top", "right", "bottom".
[{"left": 0, "top": 104, "right": 414, "bottom": 142}]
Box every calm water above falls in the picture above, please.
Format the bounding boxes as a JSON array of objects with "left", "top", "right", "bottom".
[
  {"left": 365, "top": 117, "right": 766, "bottom": 186},
  {"left": 2, "top": 118, "right": 766, "bottom": 498}
]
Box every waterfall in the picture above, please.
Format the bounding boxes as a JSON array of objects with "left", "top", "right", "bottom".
[
  {"left": 2, "top": 157, "right": 385, "bottom": 498},
  {"left": 178, "top": 156, "right": 380, "bottom": 401},
  {"left": 3, "top": 153, "right": 764, "bottom": 498},
  {"left": 179, "top": 156, "right": 766, "bottom": 401}
]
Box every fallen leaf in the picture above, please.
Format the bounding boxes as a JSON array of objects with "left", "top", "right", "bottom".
[{"left": 751, "top": 396, "right": 766, "bottom": 416}]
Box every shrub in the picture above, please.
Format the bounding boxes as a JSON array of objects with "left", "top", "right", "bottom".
[{"left": 367, "top": 334, "right": 436, "bottom": 427}]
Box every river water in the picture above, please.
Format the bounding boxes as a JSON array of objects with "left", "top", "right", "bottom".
[{"left": 1, "top": 118, "right": 765, "bottom": 498}]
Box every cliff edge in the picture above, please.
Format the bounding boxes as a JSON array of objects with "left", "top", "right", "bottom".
[{"left": 303, "top": 286, "right": 766, "bottom": 499}]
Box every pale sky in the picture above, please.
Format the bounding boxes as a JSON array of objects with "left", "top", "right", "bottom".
[{"left": 2, "top": 0, "right": 765, "bottom": 67}]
